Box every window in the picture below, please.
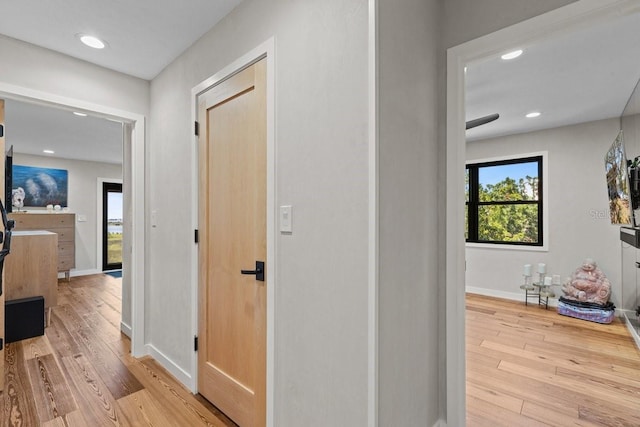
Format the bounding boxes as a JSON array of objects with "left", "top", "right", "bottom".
[{"left": 466, "top": 156, "right": 543, "bottom": 246}]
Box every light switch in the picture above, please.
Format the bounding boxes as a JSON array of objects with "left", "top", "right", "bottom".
[
  {"left": 280, "top": 205, "right": 292, "bottom": 233},
  {"left": 77, "top": 214, "right": 87, "bottom": 222}
]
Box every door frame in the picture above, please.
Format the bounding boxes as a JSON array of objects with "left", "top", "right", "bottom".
[
  {"left": 98, "top": 178, "right": 124, "bottom": 272},
  {"left": 0, "top": 83, "right": 146, "bottom": 357},
  {"left": 191, "top": 38, "right": 276, "bottom": 425},
  {"left": 446, "top": 0, "right": 637, "bottom": 424}
]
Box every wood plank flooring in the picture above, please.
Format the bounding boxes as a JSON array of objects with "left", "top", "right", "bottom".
[
  {"left": 5, "top": 277, "right": 640, "bottom": 426},
  {"left": 467, "top": 293, "right": 640, "bottom": 427},
  {"left": 2, "top": 274, "right": 236, "bottom": 427}
]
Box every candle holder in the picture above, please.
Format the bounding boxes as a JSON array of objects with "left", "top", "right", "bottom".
[
  {"left": 520, "top": 273, "right": 536, "bottom": 305},
  {"left": 537, "top": 271, "right": 546, "bottom": 287},
  {"left": 534, "top": 273, "right": 558, "bottom": 309},
  {"left": 519, "top": 263, "right": 557, "bottom": 309}
]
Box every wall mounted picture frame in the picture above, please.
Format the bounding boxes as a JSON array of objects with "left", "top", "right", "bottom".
[
  {"left": 605, "top": 132, "right": 633, "bottom": 225},
  {"left": 12, "top": 165, "right": 68, "bottom": 207}
]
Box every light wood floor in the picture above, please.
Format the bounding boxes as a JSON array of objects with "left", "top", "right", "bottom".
[
  {"left": 5, "top": 278, "right": 640, "bottom": 426},
  {"left": 2, "top": 274, "right": 236, "bottom": 427},
  {"left": 467, "top": 293, "right": 640, "bottom": 427}
]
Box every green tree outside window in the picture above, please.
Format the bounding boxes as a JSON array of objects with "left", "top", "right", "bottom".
[{"left": 466, "top": 157, "right": 542, "bottom": 245}]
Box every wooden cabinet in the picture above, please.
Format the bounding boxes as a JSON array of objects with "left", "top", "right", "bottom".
[
  {"left": 9, "top": 212, "right": 76, "bottom": 280},
  {"left": 5, "top": 231, "right": 58, "bottom": 308}
]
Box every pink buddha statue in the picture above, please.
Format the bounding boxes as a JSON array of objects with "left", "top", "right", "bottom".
[{"left": 561, "top": 258, "right": 611, "bottom": 306}]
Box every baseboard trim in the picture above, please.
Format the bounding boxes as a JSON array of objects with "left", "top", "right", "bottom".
[
  {"left": 466, "top": 286, "right": 559, "bottom": 307},
  {"left": 145, "top": 344, "right": 196, "bottom": 392},
  {"left": 622, "top": 310, "right": 640, "bottom": 350},
  {"left": 120, "top": 322, "right": 132, "bottom": 338},
  {"left": 58, "top": 268, "right": 101, "bottom": 279}
]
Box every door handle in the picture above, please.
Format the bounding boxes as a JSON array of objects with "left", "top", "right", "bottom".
[{"left": 241, "top": 261, "right": 265, "bottom": 282}]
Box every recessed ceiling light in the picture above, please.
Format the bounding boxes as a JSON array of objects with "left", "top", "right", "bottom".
[
  {"left": 78, "top": 34, "right": 106, "bottom": 49},
  {"left": 43, "top": 149, "right": 55, "bottom": 154},
  {"left": 73, "top": 112, "right": 87, "bottom": 117},
  {"left": 526, "top": 111, "right": 541, "bottom": 118},
  {"left": 501, "top": 49, "right": 523, "bottom": 60}
]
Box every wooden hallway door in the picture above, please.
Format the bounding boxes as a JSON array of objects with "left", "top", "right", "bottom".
[{"left": 197, "top": 59, "right": 267, "bottom": 427}]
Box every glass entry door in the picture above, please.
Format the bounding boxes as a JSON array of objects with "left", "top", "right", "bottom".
[{"left": 103, "top": 182, "right": 123, "bottom": 271}]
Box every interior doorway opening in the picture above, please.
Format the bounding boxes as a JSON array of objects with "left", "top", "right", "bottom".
[
  {"left": 0, "top": 83, "right": 146, "bottom": 357},
  {"left": 446, "top": 1, "right": 639, "bottom": 424}
]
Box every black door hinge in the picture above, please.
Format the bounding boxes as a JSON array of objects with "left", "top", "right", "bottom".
[
  {"left": 0, "top": 338, "right": 3, "bottom": 351},
  {"left": 194, "top": 121, "right": 199, "bottom": 136},
  {"left": 194, "top": 229, "right": 199, "bottom": 244},
  {"left": 0, "top": 124, "right": 4, "bottom": 138},
  {"left": 194, "top": 336, "right": 198, "bottom": 352}
]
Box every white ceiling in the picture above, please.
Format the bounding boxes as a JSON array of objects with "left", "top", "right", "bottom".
[
  {"left": 465, "top": 11, "right": 640, "bottom": 142},
  {"left": 0, "top": 0, "right": 243, "bottom": 80},
  {"left": 5, "top": 99, "right": 124, "bottom": 165},
  {"left": 2, "top": 3, "right": 640, "bottom": 161},
  {"left": 0, "top": 0, "right": 242, "bottom": 165}
]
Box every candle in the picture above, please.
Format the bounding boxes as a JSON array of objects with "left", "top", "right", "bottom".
[
  {"left": 523, "top": 264, "right": 532, "bottom": 276},
  {"left": 552, "top": 274, "right": 561, "bottom": 285},
  {"left": 544, "top": 276, "right": 552, "bottom": 286},
  {"left": 538, "top": 263, "right": 546, "bottom": 274}
]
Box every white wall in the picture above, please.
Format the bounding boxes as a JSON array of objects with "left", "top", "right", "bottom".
[
  {"left": 378, "top": 0, "right": 441, "bottom": 425},
  {"left": 149, "top": 1, "right": 369, "bottom": 424},
  {"left": 465, "top": 118, "right": 622, "bottom": 306},
  {"left": 442, "top": 0, "right": 578, "bottom": 49},
  {"left": 622, "top": 76, "right": 640, "bottom": 156},
  {"left": 622, "top": 114, "right": 640, "bottom": 154},
  {"left": 13, "top": 153, "right": 122, "bottom": 274},
  {"left": 0, "top": 35, "right": 149, "bottom": 115}
]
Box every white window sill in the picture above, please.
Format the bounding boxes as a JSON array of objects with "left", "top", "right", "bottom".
[{"left": 465, "top": 242, "right": 548, "bottom": 252}]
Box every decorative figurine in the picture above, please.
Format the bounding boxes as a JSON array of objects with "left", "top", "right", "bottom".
[
  {"left": 11, "top": 187, "right": 25, "bottom": 210},
  {"left": 561, "top": 258, "right": 611, "bottom": 306}
]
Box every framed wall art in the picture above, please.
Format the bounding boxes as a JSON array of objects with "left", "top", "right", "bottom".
[{"left": 12, "top": 165, "right": 68, "bottom": 208}]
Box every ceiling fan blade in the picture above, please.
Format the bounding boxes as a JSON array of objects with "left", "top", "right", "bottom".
[{"left": 466, "top": 113, "right": 499, "bottom": 130}]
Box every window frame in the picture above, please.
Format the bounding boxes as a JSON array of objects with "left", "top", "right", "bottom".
[{"left": 466, "top": 155, "right": 544, "bottom": 247}]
